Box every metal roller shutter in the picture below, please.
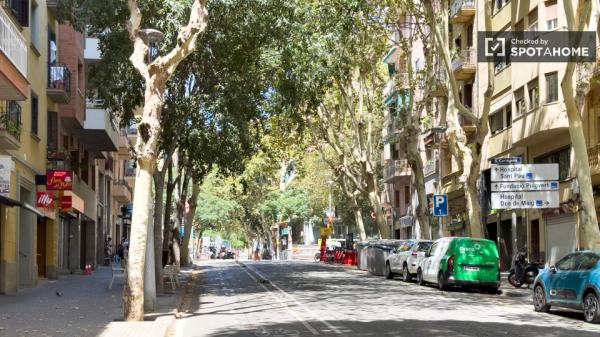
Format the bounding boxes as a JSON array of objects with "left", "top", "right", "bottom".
[{"left": 544, "top": 214, "right": 576, "bottom": 265}]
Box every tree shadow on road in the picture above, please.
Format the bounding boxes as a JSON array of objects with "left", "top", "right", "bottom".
[{"left": 183, "top": 318, "right": 600, "bottom": 337}]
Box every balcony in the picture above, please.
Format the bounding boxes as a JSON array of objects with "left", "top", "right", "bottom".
[
  {"left": 0, "top": 4, "right": 27, "bottom": 100},
  {"left": 383, "top": 118, "right": 403, "bottom": 144},
  {"left": 80, "top": 107, "right": 119, "bottom": 152},
  {"left": 383, "top": 73, "right": 409, "bottom": 100},
  {"left": 0, "top": 100, "right": 20, "bottom": 149},
  {"left": 424, "top": 160, "right": 437, "bottom": 177},
  {"left": 450, "top": 0, "right": 476, "bottom": 24},
  {"left": 384, "top": 159, "right": 411, "bottom": 183},
  {"left": 46, "top": 0, "right": 58, "bottom": 12},
  {"left": 431, "top": 66, "right": 447, "bottom": 97},
  {"left": 459, "top": 114, "right": 477, "bottom": 134},
  {"left": 441, "top": 170, "right": 462, "bottom": 195},
  {"left": 1, "top": 0, "right": 28, "bottom": 27},
  {"left": 112, "top": 179, "right": 132, "bottom": 203},
  {"left": 589, "top": 144, "right": 600, "bottom": 177},
  {"left": 47, "top": 64, "right": 71, "bottom": 104},
  {"left": 452, "top": 48, "right": 476, "bottom": 81}
]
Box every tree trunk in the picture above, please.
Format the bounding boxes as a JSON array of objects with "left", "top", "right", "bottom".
[
  {"left": 152, "top": 172, "right": 165, "bottom": 294},
  {"left": 173, "top": 174, "right": 190, "bottom": 269},
  {"left": 406, "top": 133, "right": 430, "bottom": 239},
  {"left": 163, "top": 163, "right": 176, "bottom": 255},
  {"left": 124, "top": 157, "right": 156, "bottom": 320},
  {"left": 367, "top": 188, "right": 389, "bottom": 239},
  {"left": 560, "top": 0, "right": 600, "bottom": 250},
  {"left": 181, "top": 182, "right": 200, "bottom": 265},
  {"left": 351, "top": 198, "right": 367, "bottom": 241}
]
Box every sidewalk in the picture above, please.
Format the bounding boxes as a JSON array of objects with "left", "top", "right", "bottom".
[{"left": 0, "top": 266, "right": 191, "bottom": 337}]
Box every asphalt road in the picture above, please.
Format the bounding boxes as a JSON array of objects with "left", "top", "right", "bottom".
[{"left": 176, "top": 260, "right": 600, "bottom": 337}]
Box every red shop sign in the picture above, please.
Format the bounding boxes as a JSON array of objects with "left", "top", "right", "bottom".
[
  {"left": 36, "top": 192, "right": 54, "bottom": 209},
  {"left": 60, "top": 195, "right": 73, "bottom": 211},
  {"left": 46, "top": 170, "right": 73, "bottom": 190}
]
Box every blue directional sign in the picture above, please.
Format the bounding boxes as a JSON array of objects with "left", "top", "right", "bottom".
[{"left": 433, "top": 194, "right": 448, "bottom": 216}]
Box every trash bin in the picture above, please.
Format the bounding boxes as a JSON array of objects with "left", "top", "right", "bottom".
[
  {"left": 356, "top": 242, "right": 371, "bottom": 271},
  {"left": 367, "top": 240, "right": 405, "bottom": 276}
]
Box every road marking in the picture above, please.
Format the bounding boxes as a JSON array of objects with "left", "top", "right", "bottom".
[
  {"left": 237, "top": 263, "right": 320, "bottom": 335},
  {"left": 242, "top": 263, "right": 345, "bottom": 335}
]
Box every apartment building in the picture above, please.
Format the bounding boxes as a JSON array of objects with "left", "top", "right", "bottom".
[{"left": 0, "top": 1, "right": 132, "bottom": 294}]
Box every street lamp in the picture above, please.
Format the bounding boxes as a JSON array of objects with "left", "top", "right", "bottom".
[
  {"left": 141, "top": 28, "right": 164, "bottom": 62},
  {"left": 431, "top": 124, "right": 447, "bottom": 239}
]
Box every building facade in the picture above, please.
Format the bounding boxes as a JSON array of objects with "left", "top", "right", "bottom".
[{"left": 0, "top": 1, "right": 131, "bottom": 294}]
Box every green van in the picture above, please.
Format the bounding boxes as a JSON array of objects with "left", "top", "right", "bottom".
[{"left": 416, "top": 237, "right": 500, "bottom": 293}]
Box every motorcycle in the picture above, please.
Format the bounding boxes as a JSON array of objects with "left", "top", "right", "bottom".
[{"left": 508, "top": 251, "right": 541, "bottom": 288}]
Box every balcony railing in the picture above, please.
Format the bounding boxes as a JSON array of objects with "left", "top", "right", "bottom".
[
  {"left": 48, "top": 64, "right": 71, "bottom": 94},
  {"left": 0, "top": 100, "right": 21, "bottom": 140},
  {"left": 1, "top": 0, "right": 28, "bottom": 27},
  {"left": 0, "top": 3, "right": 26, "bottom": 76},
  {"left": 424, "top": 160, "right": 437, "bottom": 177},
  {"left": 384, "top": 159, "right": 411, "bottom": 181},
  {"left": 452, "top": 47, "right": 476, "bottom": 73},
  {"left": 450, "top": 0, "right": 476, "bottom": 22},
  {"left": 588, "top": 144, "right": 600, "bottom": 175}
]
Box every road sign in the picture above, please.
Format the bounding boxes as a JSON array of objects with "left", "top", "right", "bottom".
[
  {"left": 491, "top": 191, "right": 559, "bottom": 209},
  {"left": 320, "top": 227, "right": 332, "bottom": 237},
  {"left": 491, "top": 181, "right": 559, "bottom": 192},
  {"left": 491, "top": 164, "right": 559, "bottom": 182},
  {"left": 433, "top": 194, "right": 448, "bottom": 216},
  {"left": 491, "top": 157, "right": 522, "bottom": 165}
]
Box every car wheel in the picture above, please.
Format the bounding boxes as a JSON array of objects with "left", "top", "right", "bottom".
[
  {"left": 438, "top": 271, "right": 447, "bottom": 291},
  {"left": 533, "top": 284, "right": 551, "bottom": 313},
  {"left": 385, "top": 263, "right": 394, "bottom": 279},
  {"left": 402, "top": 264, "right": 412, "bottom": 282},
  {"left": 508, "top": 271, "right": 523, "bottom": 288},
  {"left": 583, "top": 292, "right": 600, "bottom": 323},
  {"left": 417, "top": 268, "right": 425, "bottom": 286}
]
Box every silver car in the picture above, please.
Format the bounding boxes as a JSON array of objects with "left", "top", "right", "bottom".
[{"left": 386, "top": 240, "right": 433, "bottom": 281}]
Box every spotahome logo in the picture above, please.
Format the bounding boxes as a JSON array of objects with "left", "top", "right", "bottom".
[{"left": 478, "top": 31, "right": 596, "bottom": 62}]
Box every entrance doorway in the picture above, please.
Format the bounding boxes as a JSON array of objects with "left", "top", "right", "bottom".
[
  {"left": 36, "top": 218, "right": 46, "bottom": 277},
  {"left": 530, "top": 219, "right": 540, "bottom": 261}
]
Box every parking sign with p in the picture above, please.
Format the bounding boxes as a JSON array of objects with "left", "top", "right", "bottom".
[{"left": 433, "top": 194, "right": 448, "bottom": 217}]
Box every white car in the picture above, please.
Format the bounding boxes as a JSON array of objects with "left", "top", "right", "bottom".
[{"left": 386, "top": 240, "right": 433, "bottom": 281}]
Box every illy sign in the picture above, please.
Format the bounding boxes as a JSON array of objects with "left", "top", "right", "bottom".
[{"left": 36, "top": 192, "right": 54, "bottom": 209}]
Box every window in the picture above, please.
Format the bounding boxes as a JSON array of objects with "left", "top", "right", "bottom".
[
  {"left": 528, "top": 78, "right": 539, "bottom": 110},
  {"left": 556, "top": 253, "right": 580, "bottom": 271},
  {"left": 578, "top": 253, "right": 600, "bottom": 270},
  {"left": 493, "top": 0, "right": 509, "bottom": 14},
  {"left": 6, "top": 0, "right": 28, "bottom": 27},
  {"left": 545, "top": 0, "right": 558, "bottom": 30},
  {"left": 534, "top": 146, "right": 571, "bottom": 180},
  {"left": 417, "top": 242, "right": 433, "bottom": 252},
  {"left": 546, "top": 72, "right": 558, "bottom": 103},
  {"left": 528, "top": 8, "right": 538, "bottom": 36},
  {"left": 31, "top": 2, "right": 40, "bottom": 50},
  {"left": 428, "top": 242, "right": 438, "bottom": 256},
  {"left": 31, "top": 93, "right": 38, "bottom": 136},
  {"left": 47, "top": 111, "right": 58, "bottom": 151},
  {"left": 490, "top": 104, "right": 512, "bottom": 135},
  {"left": 493, "top": 32, "right": 510, "bottom": 72},
  {"left": 514, "top": 87, "right": 525, "bottom": 117}
]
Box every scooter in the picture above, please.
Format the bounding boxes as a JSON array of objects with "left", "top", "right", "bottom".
[{"left": 508, "top": 251, "right": 541, "bottom": 288}]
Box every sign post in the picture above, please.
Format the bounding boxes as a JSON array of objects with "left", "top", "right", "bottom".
[
  {"left": 433, "top": 194, "right": 447, "bottom": 238},
  {"left": 490, "top": 162, "right": 559, "bottom": 210}
]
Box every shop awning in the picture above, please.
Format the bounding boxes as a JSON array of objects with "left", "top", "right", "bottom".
[
  {"left": 22, "top": 203, "right": 46, "bottom": 218},
  {"left": 0, "top": 195, "right": 23, "bottom": 207},
  {"left": 0, "top": 196, "right": 47, "bottom": 218}
]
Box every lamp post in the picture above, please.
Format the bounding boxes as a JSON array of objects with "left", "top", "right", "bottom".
[{"left": 430, "top": 125, "right": 447, "bottom": 239}]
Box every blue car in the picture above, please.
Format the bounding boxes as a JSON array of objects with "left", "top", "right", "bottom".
[{"left": 533, "top": 251, "right": 600, "bottom": 323}]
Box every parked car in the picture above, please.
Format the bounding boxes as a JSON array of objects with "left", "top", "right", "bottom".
[
  {"left": 533, "top": 251, "right": 600, "bottom": 323},
  {"left": 416, "top": 237, "right": 500, "bottom": 293},
  {"left": 386, "top": 240, "right": 433, "bottom": 281}
]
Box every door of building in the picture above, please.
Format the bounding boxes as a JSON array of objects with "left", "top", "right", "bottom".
[
  {"left": 545, "top": 214, "right": 576, "bottom": 265},
  {"left": 36, "top": 218, "right": 46, "bottom": 277}
]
